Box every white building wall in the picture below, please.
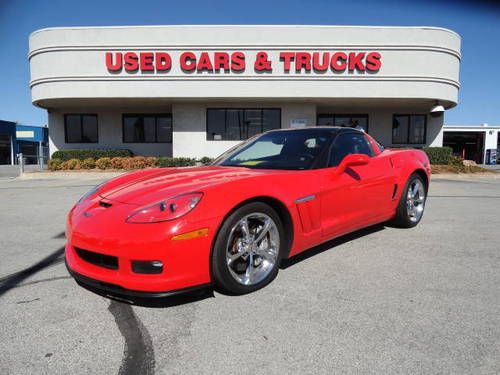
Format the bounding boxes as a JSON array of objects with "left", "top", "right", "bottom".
[
  {"left": 48, "top": 107, "right": 173, "bottom": 157},
  {"left": 31, "top": 25, "right": 461, "bottom": 158},
  {"left": 29, "top": 25, "right": 461, "bottom": 108},
  {"left": 49, "top": 102, "right": 447, "bottom": 158},
  {"left": 316, "top": 106, "right": 444, "bottom": 148},
  {"left": 172, "top": 102, "right": 316, "bottom": 158}
]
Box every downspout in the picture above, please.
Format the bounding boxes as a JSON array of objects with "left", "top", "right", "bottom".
[{"left": 10, "top": 135, "right": 14, "bottom": 165}]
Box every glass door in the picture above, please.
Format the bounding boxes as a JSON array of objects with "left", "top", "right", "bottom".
[{"left": 0, "top": 135, "right": 12, "bottom": 165}]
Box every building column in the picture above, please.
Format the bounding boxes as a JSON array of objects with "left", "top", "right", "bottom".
[{"left": 10, "top": 135, "right": 14, "bottom": 165}]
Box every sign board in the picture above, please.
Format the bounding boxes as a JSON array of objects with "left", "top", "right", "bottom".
[
  {"left": 16, "top": 131, "right": 34, "bottom": 138},
  {"left": 290, "top": 119, "right": 308, "bottom": 128},
  {"left": 105, "top": 51, "right": 382, "bottom": 75}
]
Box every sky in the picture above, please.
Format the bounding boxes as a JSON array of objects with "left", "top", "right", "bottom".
[{"left": 0, "top": 0, "right": 499, "bottom": 127}]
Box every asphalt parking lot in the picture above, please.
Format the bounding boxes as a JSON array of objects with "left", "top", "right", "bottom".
[{"left": 0, "top": 173, "right": 499, "bottom": 374}]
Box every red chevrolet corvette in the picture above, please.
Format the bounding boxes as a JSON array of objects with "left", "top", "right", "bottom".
[{"left": 66, "top": 127, "right": 430, "bottom": 299}]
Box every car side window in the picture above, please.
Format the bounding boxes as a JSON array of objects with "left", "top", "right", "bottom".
[{"left": 329, "top": 133, "right": 373, "bottom": 167}]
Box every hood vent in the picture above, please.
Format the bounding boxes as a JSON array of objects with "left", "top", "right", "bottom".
[{"left": 99, "top": 201, "right": 112, "bottom": 208}]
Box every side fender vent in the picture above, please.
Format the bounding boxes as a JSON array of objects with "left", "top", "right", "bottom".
[{"left": 391, "top": 184, "right": 398, "bottom": 200}]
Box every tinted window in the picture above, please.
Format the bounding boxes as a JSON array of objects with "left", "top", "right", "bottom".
[
  {"left": 207, "top": 108, "right": 281, "bottom": 140},
  {"left": 123, "top": 115, "right": 172, "bottom": 143},
  {"left": 65, "top": 114, "right": 98, "bottom": 143},
  {"left": 392, "top": 115, "right": 426, "bottom": 144},
  {"left": 329, "top": 133, "right": 373, "bottom": 167},
  {"left": 317, "top": 114, "right": 369, "bottom": 132},
  {"left": 218, "top": 129, "right": 333, "bottom": 170}
]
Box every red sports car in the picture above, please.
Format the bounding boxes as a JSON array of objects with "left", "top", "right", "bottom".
[{"left": 66, "top": 127, "right": 430, "bottom": 299}]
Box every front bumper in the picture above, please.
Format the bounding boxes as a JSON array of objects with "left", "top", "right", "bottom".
[{"left": 66, "top": 260, "right": 211, "bottom": 302}]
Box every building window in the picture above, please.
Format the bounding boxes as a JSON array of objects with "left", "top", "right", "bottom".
[
  {"left": 64, "top": 114, "right": 98, "bottom": 143},
  {"left": 392, "top": 115, "right": 427, "bottom": 144},
  {"left": 317, "top": 114, "right": 369, "bottom": 132},
  {"left": 207, "top": 108, "right": 281, "bottom": 140},
  {"left": 123, "top": 114, "right": 172, "bottom": 143}
]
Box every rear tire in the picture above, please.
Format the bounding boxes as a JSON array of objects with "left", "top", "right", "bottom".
[
  {"left": 393, "top": 173, "right": 427, "bottom": 228},
  {"left": 211, "top": 202, "right": 285, "bottom": 295}
]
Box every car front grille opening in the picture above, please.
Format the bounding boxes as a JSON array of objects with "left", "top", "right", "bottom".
[
  {"left": 75, "top": 247, "right": 119, "bottom": 270},
  {"left": 132, "top": 260, "right": 164, "bottom": 274}
]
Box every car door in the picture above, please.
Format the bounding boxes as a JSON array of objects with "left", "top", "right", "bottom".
[{"left": 320, "top": 132, "right": 394, "bottom": 241}]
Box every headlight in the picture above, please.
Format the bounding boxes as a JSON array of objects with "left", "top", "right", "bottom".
[
  {"left": 126, "top": 192, "right": 203, "bottom": 223},
  {"left": 78, "top": 182, "right": 105, "bottom": 203}
]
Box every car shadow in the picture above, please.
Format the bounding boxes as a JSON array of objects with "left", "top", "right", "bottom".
[
  {"left": 0, "top": 247, "right": 65, "bottom": 298},
  {"left": 280, "top": 223, "right": 386, "bottom": 269}
]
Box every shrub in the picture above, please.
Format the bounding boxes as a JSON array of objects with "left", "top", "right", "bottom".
[
  {"left": 422, "top": 147, "right": 453, "bottom": 165},
  {"left": 145, "top": 156, "right": 158, "bottom": 168},
  {"left": 80, "top": 158, "right": 96, "bottom": 169},
  {"left": 61, "top": 158, "right": 81, "bottom": 170},
  {"left": 110, "top": 157, "right": 126, "bottom": 169},
  {"left": 96, "top": 157, "right": 112, "bottom": 170},
  {"left": 157, "top": 157, "right": 197, "bottom": 168},
  {"left": 48, "top": 158, "right": 63, "bottom": 171},
  {"left": 122, "top": 156, "right": 146, "bottom": 170},
  {"left": 199, "top": 156, "right": 214, "bottom": 166},
  {"left": 52, "top": 149, "right": 133, "bottom": 161},
  {"left": 449, "top": 155, "right": 464, "bottom": 166}
]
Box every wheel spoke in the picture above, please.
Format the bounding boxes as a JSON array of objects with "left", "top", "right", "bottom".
[
  {"left": 227, "top": 250, "right": 245, "bottom": 265},
  {"left": 253, "top": 218, "right": 271, "bottom": 245},
  {"left": 240, "top": 218, "right": 251, "bottom": 242},
  {"left": 256, "top": 246, "right": 277, "bottom": 262},
  {"left": 245, "top": 253, "right": 255, "bottom": 284},
  {"left": 411, "top": 182, "right": 420, "bottom": 197}
]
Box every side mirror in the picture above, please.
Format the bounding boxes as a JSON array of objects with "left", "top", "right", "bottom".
[{"left": 335, "top": 153, "right": 370, "bottom": 175}]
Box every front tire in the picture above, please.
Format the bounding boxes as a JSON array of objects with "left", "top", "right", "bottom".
[
  {"left": 211, "top": 202, "right": 285, "bottom": 295},
  {"left": 393, "top": 173, "right": 427, "bottom": 228}
]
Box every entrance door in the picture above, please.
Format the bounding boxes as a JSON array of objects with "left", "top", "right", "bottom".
[
  {"left": 443, "top": 131, "right": 485, "bottom": 164},
  {"left": 0, "top": 135, "right": 11, "bottom": 165}
]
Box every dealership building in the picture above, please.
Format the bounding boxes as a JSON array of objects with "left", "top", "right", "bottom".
[{"left": 28, "top": 25, "right": 461, "bottom": 158}]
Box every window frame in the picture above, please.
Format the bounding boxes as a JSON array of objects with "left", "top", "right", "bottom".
[
  {"left": 206, "top": 108, "right": 282, "bottom": 141},
  {"left": 327, "top": 131, "right": 374, "bottom": 167},
  {"left": 122, "top": 114, "right": 173, "bottom": 143},
  {"left": 316, "top": 114, "right": 369, "bottom": 133},
  {"left": 392, "top": 114, "right": 427, "bottom": 145},
  {"left": 64, "top": 114, "right": 98, "bottom": 144}
]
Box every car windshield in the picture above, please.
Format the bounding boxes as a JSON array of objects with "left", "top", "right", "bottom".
[{"left": 215, "top": 129, "right": 334, "bottom": 170}]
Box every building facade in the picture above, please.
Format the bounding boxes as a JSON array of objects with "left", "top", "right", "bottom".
[
  {"left": 0, "top": 120, "right": 49, "bottom": 165},
  {"left": 28, "top": 25, "right": 461, "bottom": 158}
]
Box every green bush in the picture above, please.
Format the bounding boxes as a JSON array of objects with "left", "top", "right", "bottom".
[
  {"left": 52, "top": 149, "right": 133, "bottom": 161},
  {"left": 422, "top": 147, "right": 453, "bottom": 165},
  {"left": 81, "top": 158, "right": 96, "bottom": 169},
  {"left": 449, "top": 155, "right": 464, "bottom": 166},
  {"left": 48, "top": 158, "right": 63, "bottom": 171},
  {"left": 95, "top": 157, "right": 112, "bottom": 170},
  {"left": 199, "top": 156, "right": 214, "bottom": 166},
  {"left": 157, "top": 157, "right": 197, "bottom": 167}
]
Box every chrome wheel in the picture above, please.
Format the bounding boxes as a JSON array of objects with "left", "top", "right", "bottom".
[
  {"left": 406, "top": 179, "right": 425, "bottom": 223},
  {"left": 226, "top": 213, "right": 280, "bottom": 286}
]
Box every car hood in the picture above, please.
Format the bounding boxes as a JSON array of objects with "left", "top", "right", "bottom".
[{"left": 99, "top": 166, "right": 263, "bottom": 205}]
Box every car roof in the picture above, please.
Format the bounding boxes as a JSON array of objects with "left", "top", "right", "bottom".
[{"left": 266, "top": 126, "right": 365, "bottom": 136}]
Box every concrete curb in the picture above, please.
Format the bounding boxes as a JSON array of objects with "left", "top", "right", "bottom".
[{"left": 18, "top": 171, "right": 125, "bottom": 180}]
